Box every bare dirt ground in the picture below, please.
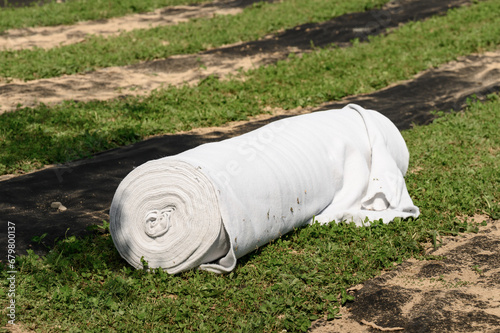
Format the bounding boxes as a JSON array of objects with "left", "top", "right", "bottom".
[{"left": 1, "top": 0, "right": 499, "bottom": 332}]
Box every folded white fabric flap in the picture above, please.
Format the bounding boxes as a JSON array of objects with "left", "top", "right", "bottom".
[
  {"left": 109, "top": 104, "right": 420, "bottom": 274},
  {"left": 346, "top": 104, "right": 420, "bottom": 220}
]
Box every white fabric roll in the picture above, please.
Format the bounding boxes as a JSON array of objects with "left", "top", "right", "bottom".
[{"left": 110, "top": 104, "right": 419, "bottom": 274}]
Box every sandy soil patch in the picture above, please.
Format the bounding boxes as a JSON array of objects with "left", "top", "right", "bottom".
[{"left": 2, "top": 323, "right": 33, "bottom": 333}]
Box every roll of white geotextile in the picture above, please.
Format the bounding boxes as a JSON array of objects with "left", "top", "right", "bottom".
[{"left": 110, "top": 104, "right": 419, "bottom": 274}]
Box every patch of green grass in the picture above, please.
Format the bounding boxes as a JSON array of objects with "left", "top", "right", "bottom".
[
  {"left": 1, "top": 95, "right": 498, "bottom": 332},
  {"left": 0, "top": 0, "right": 390, "bottom": 80},
  {"left": 0, "top": 0, "right": 499, "bottom": 175},
  {"left": 0, "top": 0, "right": 209, "bottom": 33},
  {"left": 403, "top": 94, "right": 500, "bottom": 221}
]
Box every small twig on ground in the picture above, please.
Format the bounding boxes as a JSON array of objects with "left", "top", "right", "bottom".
[{"left": 360, "top": 319, "right": 404, "bottom": 331}]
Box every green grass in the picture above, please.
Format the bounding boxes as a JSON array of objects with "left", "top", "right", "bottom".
[
  {"left": 0, "top": 0, "right": 499, "bottom": 175},
  {"left": 0, "top": 0, "right": 389, "bottom": 80},
  {"left": 0, "top": 0, "right": 209, "bottom": 33},
  {"left": 1, "top": 95, "right": 498, "bottom": 332},
  {"left": 403, "top": 95, "right": 500, "bottom": 221}
]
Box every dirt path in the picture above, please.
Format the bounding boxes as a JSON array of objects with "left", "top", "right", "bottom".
[
  {"left": 310, "top": 216, "right": 500, "bottom": 333},
  {"left": 0, "top": 0, "right": 261, "bottom": 51},
  {"left": 0, "top": 0, "right": 472, "bottom": 113}
]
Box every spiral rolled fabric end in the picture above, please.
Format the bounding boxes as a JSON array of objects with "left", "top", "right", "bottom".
[
  {"left": 109, "top": 160, "right": 226, "bottom": 274},
  {"left": 144, "top": 208, "right": 173, "bottom": 238}
]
